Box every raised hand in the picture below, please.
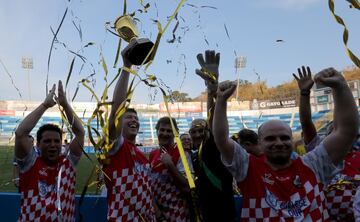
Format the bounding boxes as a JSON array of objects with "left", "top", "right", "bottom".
[
  {"left": 314, "top": 67, "right": 346, "bottom": 89},
  {"left": 217, "top": 80, "right": 237, "bottom": 101},
  {"left": 57, "top": 80, "right": 68, "bottom": 108},
  {"left": 293, "top": 66, "right": 314, "bottom": 92},
  {"left": 43, "top": 84, "right": 56, "bottom": 108},
  {"left": 121, "top": 38, "right": 137, "bottom": 67},
  {"left": 195, "top": 50, "right": 220, "bottom": 94}
]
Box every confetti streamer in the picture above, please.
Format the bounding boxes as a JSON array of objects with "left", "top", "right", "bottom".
[
  {"left": 46, "top": 7, "right": 69, "bottom": 94},
  {"left": 0, "top": 58, "right": 26, "bottom": 101},
  {"left": 346, "top": 0, "right": 360, "bottom": 9},
  {"left": 176, "top": 54, "right": 187, "bottom": 91},
  {"left": 200, "top": 5, "right": 218, "bottom": 10},
  {"left": 224, "top": 24, "right": 231, "bottom": 40},
  {"left": 328, "top": 0, "right": 360, "bottom": 68},
  {"left": 65, "top": 57, "right": 76, "bottom": 90},
  {"left": 0, "top": 58, "right": 28, "bottom": 148},
  {"left": 71, "top": 20, "right": 83, "bottom": 42}
]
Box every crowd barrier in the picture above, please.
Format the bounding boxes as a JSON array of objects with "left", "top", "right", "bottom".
[{"left": 0, "top": 192, "right": 242, "bottom": 221}]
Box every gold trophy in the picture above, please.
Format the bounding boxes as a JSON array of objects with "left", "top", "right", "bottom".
[{"left": 115, "top": 15, "right": 154, "bottom": 65}]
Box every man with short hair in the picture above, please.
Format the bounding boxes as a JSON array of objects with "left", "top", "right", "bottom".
[
  {"left": 213, "top": 67, "right": 358, "bottom": 221},
  {"left": 149, "top": 116, "right": 192, "bottom": 221},
  {"left": 235, "top": 129, "right": 262, "bottom": 156},
  {"left": 103, "top": 41, "right": 156, "bottom": 221},
  {"left": 180, "top": 133, "right": 192, "bottom": 152},
  {"left": 15, "top": 81, "right": 84, "bottom": 222}
]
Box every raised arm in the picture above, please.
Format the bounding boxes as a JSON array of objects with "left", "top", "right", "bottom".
[
  {"left": 315, "top": 68, "right": 359, "bottom": 164},
  {"left": 212, "top": 81, "right": 237, "bottom": 163},
  {"left": 108, "top": 41, "right": 134, "bottom": 141},
  {"left": 57, "top": 80, "right": 84, "bottom": 157},
  {"left": 15, "top": 84, "right": 56, "bottom": 159},
  {"left": 195, "top": 50, "right": 220, "bottom": 129},
  {"left": 293, "top": 66, "right": 317, "bottom": 145}
]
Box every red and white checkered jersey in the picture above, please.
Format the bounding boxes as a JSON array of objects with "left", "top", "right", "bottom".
[
  {"left": 224, "top": 141, "right": 342, "bottom": 221},
  {"left": 238, "top": 156, "right": 328, "bottom": 221},
  {"left": 150, "top": 146, "right": 190, "bottom": 222},
  {"left": 103, "top": 138, "right": 156, "bottom": 222},
  {"left": 18, "top": 154, "right": 76, "bottom": 222},
  {"left": 326, "top": 151, "right": 360, "bottom": 221}
]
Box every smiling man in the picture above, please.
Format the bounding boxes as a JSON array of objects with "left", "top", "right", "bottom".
[
  {"left": 213, "top": 67, "right": 359, "bottom": 221},
  {"left": 103, "top": 40, "right": 156, "bottom": 222},
  {"left": 180, "top": 133, "right": 192, "bottom": 152},
  {"left": 149, "top": 117, "right": 193, "bottom": 222},
  {"left": 15, "top": 81, "right": 84, "bottom": 222}
]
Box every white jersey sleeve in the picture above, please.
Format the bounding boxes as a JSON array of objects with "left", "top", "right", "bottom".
[
  {"left": 301, "top": 142, "right": 343, "bottom": 185},
  {"left": 304, "top": 134, "right": 323, "bottom": 152},
  {"left": 220, "top": 140, "right": 249, "bottom": 182},
  {"left": 16, "top": 147, "right": 38, "bottom": 173}
]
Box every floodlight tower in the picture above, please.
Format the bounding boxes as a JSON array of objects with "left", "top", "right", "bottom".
[
  {"left": 235, "top": 56, "right": 247, "bottom": 101},
  {"left": 21, "top": 57, "right": 33, "bottom": 100}
]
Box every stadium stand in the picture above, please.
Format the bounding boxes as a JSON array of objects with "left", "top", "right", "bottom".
[
  {"left": 1, "top": 99, "right": 359, "bottom": 147},
  {"left": 0, "top": 109, "right": 337, "bottom": 146}
]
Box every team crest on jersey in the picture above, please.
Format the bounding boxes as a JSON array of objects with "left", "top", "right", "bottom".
[
  {"left": 38, "top": 181, "right": 54, "bottom": 197},
  {"left": 134, "top": 161, "right": 150, "bottom": 175},
  {"left": 265, "top": 189, "right": 310, "bottom": 217},
  {"left": 262, "top": 173, "right": 274, "bottom": 185}
]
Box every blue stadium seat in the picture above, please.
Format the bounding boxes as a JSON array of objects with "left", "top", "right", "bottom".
[{"left": 1, "top": 108, "right": 359, "bottom": 147}]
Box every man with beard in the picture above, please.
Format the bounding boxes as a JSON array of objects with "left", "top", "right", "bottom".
[
  {"left": 103, "top": 40, "right": 156, "bottom": 221},
  {"left": 213, "top": 67, "right": 358, "bottom": 221},
  {"left": 294, "top": 66, "right": 360, "bottom": 221},
  {"left": 15, "top": 81, "right": 84, "bottom": 222},
  {"left": 189, "top": 50, "right": 236, "bottom": 222},
  {"left": 149, "top": 117, "right": 193, "bottom": 222}
]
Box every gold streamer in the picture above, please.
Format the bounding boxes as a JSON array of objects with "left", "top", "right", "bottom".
[
  {"left": 143, "top": 0, "right": 187, "bottom": 70},
  {"left": 347, "top": 0, "right": 360, "bottom": 9},
  {"left": 161, "top": 89, "right": 196, "bottom": 189},
  {"left": 329, "top": 0, "right": 360, "bottom": 68},
  {"left": 326, "top": 177, "right": 360, "bottom": 192}
]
